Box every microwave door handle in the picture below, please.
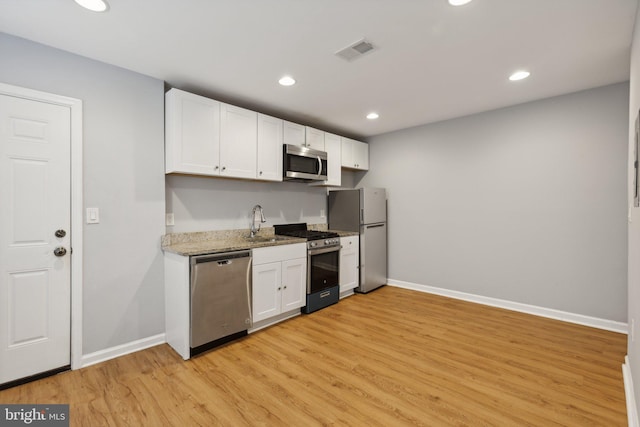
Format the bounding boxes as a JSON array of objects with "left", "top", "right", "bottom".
[{"left": 317, "top": 156, "right": 322, "bottom": 177}]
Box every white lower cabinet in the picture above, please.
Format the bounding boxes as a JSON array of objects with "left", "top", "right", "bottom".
[
  {"left": 252, "top": 244, "right": 306, "bottom": 323},
  {"left": 340, "top": 236, "right": 359, "bottom": 293}
]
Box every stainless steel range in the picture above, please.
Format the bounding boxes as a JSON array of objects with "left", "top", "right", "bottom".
[{"left": 274, "top": 223, "right": 340, "bottom": 313}]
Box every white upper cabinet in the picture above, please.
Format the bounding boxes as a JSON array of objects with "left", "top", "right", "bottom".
[
  {"left": 324, "top": 133, "right": 342, "bottom": 185},
  {"left": 283, "top": 122, "right": 325, "bottom": 151},
  {"left": 305, "top": 126, "right": 325, "bottom": 151},
  {"left": 166, "top": 88, "right": 371, "bottom": 181},
  {"left": 257, "top": 113, "right": 283, "bottom": 182},
  {"left": 220, "top": 103, "right": 257, "bottom": 179},
  {"left": 341, "top": 137, "right": 369, "bottom": 171},
  {"left": 165, "top": 89, "right": 220, "bottom": 175},
  {"left": 310, "top": 132, "right": 341, "bottom": 187},
  {"left": 165, "top": 89, "right": 258, "bottom": 180},
  {"left": 283, "top": 121, "right": 306, "bottom": 147}
]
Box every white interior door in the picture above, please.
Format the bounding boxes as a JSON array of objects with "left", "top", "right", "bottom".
[{"left": 0, "top": 93, "right": 71, "bottom": 385}]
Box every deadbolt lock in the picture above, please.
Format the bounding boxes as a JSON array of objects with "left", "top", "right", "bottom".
[{"left": 55, "top": 229, "right": 66, "bottom": 238}]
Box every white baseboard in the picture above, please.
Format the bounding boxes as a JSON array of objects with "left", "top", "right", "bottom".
[
  {"left": 248, "top": 310, "right": 301, "bottom": 334},
  {"left": 387, "top": 279, "right": 628, "bottom": 334},
  {"left": 80, "top": 333, "right": 166, "bottom": 368},
  {"left": 624, "top": 356, "right": 639, "bottom": 427}
]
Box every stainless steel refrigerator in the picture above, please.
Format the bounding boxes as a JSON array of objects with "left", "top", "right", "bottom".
[{"left": 328, "top": 188, "right": 387, "bottom": 293}]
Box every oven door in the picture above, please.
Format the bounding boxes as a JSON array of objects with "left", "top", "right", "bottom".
[
  {"left": 307, "top": 245, "right": 340, "bottom": 294},
  {"left": 284, "top": 144, "right": 328, "bottom": 181}
]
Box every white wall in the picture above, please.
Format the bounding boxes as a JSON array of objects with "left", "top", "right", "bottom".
[
  {"left": 165, "top": 170, "right": 358, "bottom": 233},
  {"left": 166, "top": 176, "right": 328, "bottom": 232},
  {"left": 628, "top": 2, "right": 640, "bottom": 415},
  {"left": 0, "top": 33, "right": 166, "bottom": 355},
  {"left": 358, "top": 83, "right": 629, "bottom": 322}
]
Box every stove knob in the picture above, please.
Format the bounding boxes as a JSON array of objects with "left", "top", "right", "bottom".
[
  {"left": 324, "top": 240, "right": 329, "bottom": 245},
  {"left": 310, "top": 242, "right": 316, "bottom": 248}
]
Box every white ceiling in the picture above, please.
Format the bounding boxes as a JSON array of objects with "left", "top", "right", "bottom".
[{"left": 0, "top": 0, "right": 637, "bottom": 138}]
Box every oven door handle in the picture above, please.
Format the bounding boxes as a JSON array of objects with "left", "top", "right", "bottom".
[{"left": 308, "top": 245, "right": 340, "bottom": 256}]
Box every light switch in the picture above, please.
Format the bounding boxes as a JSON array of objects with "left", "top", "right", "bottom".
[
  {"left": 166, "top": 213, "right": 175, "bottom": 226},
  {"left": 86, "top": 207, "right": 100, "bottom": 224}
]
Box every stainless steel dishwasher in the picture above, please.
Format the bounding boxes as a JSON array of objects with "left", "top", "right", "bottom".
[{"left": 190, "top": 250, "right": 252, "bottom": 356}]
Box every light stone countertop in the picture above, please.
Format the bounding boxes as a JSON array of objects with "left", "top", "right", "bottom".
[
  {"left": 161, "top": 227, "right": 305, "bottom": 256},
  {"left": 161, "top": 225, "right": 359, "bottom": 257}
]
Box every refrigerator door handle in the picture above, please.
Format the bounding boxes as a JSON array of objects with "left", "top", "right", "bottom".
[
  {"left": 360, "top": 208, "right": 364, "bottom": 223},
  {"left": 365, "top": 223, "right": 385, "bottom": 229}
]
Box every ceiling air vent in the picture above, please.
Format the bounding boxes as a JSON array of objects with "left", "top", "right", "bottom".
[{"left": 335, "top": 39, "right": 376, "bottom": 62}]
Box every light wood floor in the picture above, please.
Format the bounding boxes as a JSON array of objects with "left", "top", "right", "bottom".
[{"left": 0, "top": 286, "right": 628, "bottom": 426}]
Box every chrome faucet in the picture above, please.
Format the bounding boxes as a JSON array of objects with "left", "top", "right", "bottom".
[{"left": 250, "top": 204, "right": 266, "bottom": 237}]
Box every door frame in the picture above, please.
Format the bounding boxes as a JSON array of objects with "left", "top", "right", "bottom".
[{"left": 0, "top": 82, "right": 83, "bottom": 370}]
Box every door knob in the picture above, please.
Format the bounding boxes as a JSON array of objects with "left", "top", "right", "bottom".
[
  {"left": 53, "top": 247, "right": 67, "bottom": 257},
  {"left": 55, "top": 229, "right": 66, "bottom": 238}
]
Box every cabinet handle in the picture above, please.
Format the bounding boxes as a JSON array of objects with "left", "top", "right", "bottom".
[
  {"left": 222, "top": 166, "right": 226, "bottom": 171},
  {"left": 214, "top": 165, "right": 219, "bottom": 170},
  {"left": 284, "top": 286, "right": 287, "bottom": 289},
  {"left": 277, "top": 287, "right": 281, "bottom": 290},
  {"left": 259, "top": 171, "right": 263, "bottom": 176}
]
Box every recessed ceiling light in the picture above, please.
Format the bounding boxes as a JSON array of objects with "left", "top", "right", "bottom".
[
  {"left": 278, "top": 76, "right": 296, "bottom": 86},
  {"left": 366, "top": 112, "right": 379, "bottom": 120},
  {"left": 448, "top": 0, "right": 473, "bottom": 6},
  {"left": 509, "top": 70, "right": 531, "bottom": 81},
  {"left": 74, "top": 0, "right": 109, "bottom": 12}
]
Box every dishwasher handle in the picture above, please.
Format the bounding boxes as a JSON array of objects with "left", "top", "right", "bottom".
[{"left": 190, "top": 250, "right": 251, "bottom": 265}]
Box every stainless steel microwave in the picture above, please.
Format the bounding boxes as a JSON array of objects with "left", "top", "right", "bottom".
[{"left": 283, "top": 144, "right": 328, "bottom": 181}]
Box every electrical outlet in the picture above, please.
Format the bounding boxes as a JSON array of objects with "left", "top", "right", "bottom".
[
  {"left": 320, "top": 209, "right": 326, "bottom": 218},
  {"left": 166, "top": 213, "right": 175, "bottom": 226}
]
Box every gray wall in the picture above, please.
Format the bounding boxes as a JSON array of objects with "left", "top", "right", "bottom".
[
  {"left": 628, "top": 3, "right": 640, "bottom": 414},
  {"left": 358, "top": 83, "right": 629, "bottom": 322},
  {"left": 0, "top": 33, "right": 166, "bottom": 354}
]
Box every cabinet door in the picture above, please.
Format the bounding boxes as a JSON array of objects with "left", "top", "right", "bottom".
[
  {"left": 353, "top": 140, "right": 369, "bottom": 170},
  {"left": 305, "top": 127, "right": 325, "bottom": 151},
  {"left": 281, "top": 258, "right": 306, "bottom": 312},
  {"left": 341, "top": 137, "right": 369, "bottom": 170},
  {"left": 340, "top": 236, "right": 359, "bottom": 292},
  {"left": 220, "top": 103, "right": 257, "bottom": 179},
  {"left": 252, "top": 262, "right": 281, "bottom": 322},
  {"left": 340, "top": 137, "right": 354, "bottom": 168},
  {"left": 165, "top": 89, "right": 220, "bottom": 175},
  {"left": 283, "top": 121, "right": 306, "bottom": 147},
  {"left": 257, "top": 113, "right": 283, "bottom": 182},
  {"left": 324, "top": 132, "right": 342, "bottom": 186}
]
